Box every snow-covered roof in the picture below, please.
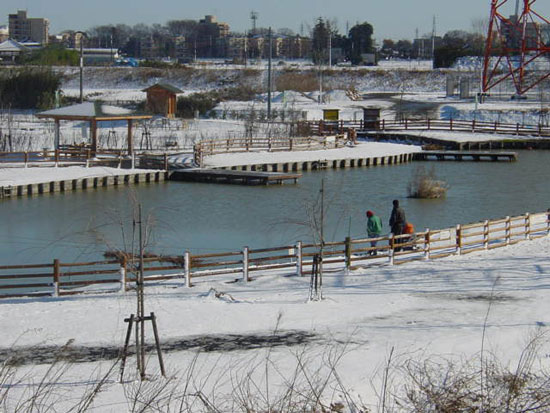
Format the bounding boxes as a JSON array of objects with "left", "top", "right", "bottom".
[
  {"left": 36, "top": 102, "right": 151, "bottom": 120},
  {"left": 142, "top": 83, "right": 184, "bottom": 94},
  {"left": 0, "top": 39, "right": 27, "bottom": 53}
]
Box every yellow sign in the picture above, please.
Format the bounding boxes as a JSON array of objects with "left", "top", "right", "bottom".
[{"left": 323, "top": 109, "right": 339, "bottom": 121}]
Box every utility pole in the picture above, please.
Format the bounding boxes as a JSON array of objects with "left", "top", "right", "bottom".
[
  {"left": 267, "top": 27, "right": 272, "bottom": 119},
  {"left": 76, "top": 31, "right": 86, "bottom": 103}
]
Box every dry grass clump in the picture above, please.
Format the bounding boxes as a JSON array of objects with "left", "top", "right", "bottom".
[
  {"left": 275, "top": 71, "right": 319, "bottom": 92},
  {"left": 407, "top": 166, "right": 448, "bottom": 199}
]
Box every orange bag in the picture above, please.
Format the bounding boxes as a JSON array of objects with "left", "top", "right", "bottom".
[{"left": 404, "top": 222, "right": 414, "bottom": 234}]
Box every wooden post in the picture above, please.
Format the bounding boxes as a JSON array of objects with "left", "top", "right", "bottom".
[
  {"left": 127, "top": 119, "right": 133, "bottom": 156},
  {"left": 505, "top": 216, "right": 511, "bottom": 245},
  {"left": 184, "top": 251, "right": 191, "bottom": 287},
  {"left": 484, "top": 220, "right": 489, "bottom": 249},
  {"left": 120, "top": 257, "right": 127, "bottom": 292},
  {"left": 427, "top": 118, "right": 431, "bottom": 130},
  {"left": 289, "top": 138, "right": 293, "bottom": 151},
  {"left": 456, "top": 224, "right": 462, "bottom": 255},
  {"left": 295, "top": 241, "right": 302, "bottom": 277},
  {"left": 163, "top": 153, "right": 168, "bottom": 171},
  {"left": 150, "top": 312, "right": 166, "bottom": 377},
  {"left": 382, "top": 119, "right": 385, "bottom": 130},
  {"left": 472, "top": 119, "right": 476, "bottom": 132},
  {"left": 345, "top": 236, "right": 352, "bottom": 270},
  {"left": 24, "top": 152, "right": 28, "bottom": 168},
  {"left": 516, "top": 122, "right": 520, "bottom": 135},
  {"left": 91, "top": 120, "right": 98, "bottom": 154},
  {"left": 405, "top": 119, "right": 408, "bottom": 130},
  {"left": 54, "top": 149, "right": 59, "bottom": 167},
  {"left": 243, "top": 246, "right": 249, "bottom": 282},
  {"left": 525, "top": 213, "right": 531, "bottom": 240},
  {"left": 53, "top": 259, "right": 60, "bottom": 297},
  {"left": 389, "top": 234, "right": 395, "bottom": 265},
  {"left": 54, "top": 119, "right": 61, "bottom": 150},
  {"left": 547, "top": 210, "right": 550, "bottom": 235},
  {"left": 424, "top": 229, "right": 430, "bottom": 260}
]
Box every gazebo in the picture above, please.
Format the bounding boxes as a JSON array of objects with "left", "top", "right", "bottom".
[
  {"left": 142, "top": 83, "right": 183, "bottom": 118},
  {"left": 36, "top": 102, "right": 152, "bottom": 155}
]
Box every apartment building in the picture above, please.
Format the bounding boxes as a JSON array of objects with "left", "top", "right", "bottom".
[{"left": 8, "top": 10, "right": 49, "bottom": 45}]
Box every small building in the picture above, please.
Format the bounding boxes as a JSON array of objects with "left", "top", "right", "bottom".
[{"left": 142, "top": 83, "right": 183, "bottom": 118}]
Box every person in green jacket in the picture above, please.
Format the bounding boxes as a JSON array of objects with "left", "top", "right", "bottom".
[{"left": 366, "top": 210, "right": 383, "bottom": 255}]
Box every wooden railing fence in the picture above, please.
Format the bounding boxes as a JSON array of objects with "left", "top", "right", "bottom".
[
  {"left": 193, "top": 135, "right": 346, "bottom": 167},
  {"left": 303, "top": 118, "right": 550, "bottom": 138},
  {"left": 1, "top": 211, "right": 548, "bottom": 299},
  {"left": 0, "top": 148, "right": 128, "bottom": 168}
]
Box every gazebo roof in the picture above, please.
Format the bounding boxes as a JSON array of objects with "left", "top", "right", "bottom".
[
  {"left": 0, "top": 39, "right": 28, "bottom": 53},
  {"left": 36, "top": 102, "right": 152, "bottom": 121},
  {"left": 142, "top": 83, "right": 184, "bottom": 94}
]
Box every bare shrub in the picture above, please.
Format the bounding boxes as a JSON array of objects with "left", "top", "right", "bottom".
[
  {"left": 407, "top": 166, "right": 448, "bottom": 199},
  {"left": 395, "top": 332, "right": 550, "bottom": 412}
]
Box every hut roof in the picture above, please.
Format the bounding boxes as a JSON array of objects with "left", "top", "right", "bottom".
[{"left": 142, "top": 83, "right": 184, "bottom": 94}]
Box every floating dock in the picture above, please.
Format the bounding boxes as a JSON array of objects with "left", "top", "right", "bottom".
[
  {"left": 170, "top": 169, "right": 302, "bottom": 185},
  {"left": 413, "top": 151, "right": 517, "bottom": 162}
]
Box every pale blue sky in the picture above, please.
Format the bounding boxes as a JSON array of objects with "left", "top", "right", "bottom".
[{"left": 2, "top": 0, "right": 549, "bottom": 41}]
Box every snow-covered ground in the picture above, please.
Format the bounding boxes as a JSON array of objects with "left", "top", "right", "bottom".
[{"left": 2, "top": 234, "right": 550, "bottom": 411}]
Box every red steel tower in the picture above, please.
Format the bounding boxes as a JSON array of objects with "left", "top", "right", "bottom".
[{"left": 482, "top": 0, "right": 550, "bottom": 96}]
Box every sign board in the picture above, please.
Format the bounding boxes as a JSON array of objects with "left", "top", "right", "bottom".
[{"left": 323, "top": 109, "right": 339, "bottom": 121}]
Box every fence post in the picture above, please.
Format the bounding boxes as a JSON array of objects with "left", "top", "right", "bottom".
[
  {"left": 484, "top": 220, "right": 489, "bottom": 249},
  {"left": 163, "top": 153, "right": 168, "bottom": 171},
  {"left": 290, "top": 138, "right": 293, "bottom": 151},
  {"left": 506, "top": 216, "right": 511, "bottom": 245},
  {"left": 389, "top": 234, "right": 395, "bottom": 265},
  {"left": 472, "top": 119, "right": 476, "bottom": 132},
  {"left": 456, "top": 224, "right": 462, "bottom": 255},
  {"left": 424, "top": 230, "right": 430, "bottom": 260},
  {"left": 547, "top": 210, "right": 550, "bottom": 235},
  {"left": 120, "top": 257, "right": 127, "bottom": 292},
  {"left": 53, "top": 259, "right": 60, "bottom": 297},
  {"left": 55, "top": 149, "right": 59, "bottom": 167},
  {"left": 450, "top": 118, "right": 453, "bottom": 131},
  {"left": 427, "top": 118, "right": 431, "bottom": 130},
  {"left": 525, "top": 213, "right": 531, "bottom": 240},
  {"left": 382, "top": 119, "right": 385, "bottom": 130},
  {"left": 185, "top": 251, "right": 191, "bottom": 287},
  {"left": 516, "top": 122, "right": 520, "bottom": 135},
  {"left": 405, "top": 119, "right": 408, "bottom": 130},
  {"left": 345, "top": 236, "right": 352, "bottom": 270},
  {"left": 24, "top": 152, "right": 28, "bottom": 168},
  {"left": 295, "top": 241, "right": 302, "bottom": 277},
  {"left": 243, "top": 246, "right": 249, "bottom": 282}
]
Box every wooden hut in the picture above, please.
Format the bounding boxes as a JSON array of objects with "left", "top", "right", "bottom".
[{"left": 142, "top": 83, "right": 183, "bottom": 118}]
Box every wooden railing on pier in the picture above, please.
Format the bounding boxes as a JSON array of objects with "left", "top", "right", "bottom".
[
  {"left": 1, "top": 211, "right": 548, "bottom": 299},
  {"left": 0, "top": 148, "right": 128, "bottom": 168},
  {"left": 302, "top": 119, "right": 550, "bottom": 138},
  {"left": 193, "top": 135, "right": 346, "bottom": 167}
]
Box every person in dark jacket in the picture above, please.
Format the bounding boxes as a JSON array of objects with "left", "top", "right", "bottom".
[{"left": 389, "top": 199, "right": 406, "bottom": 236}]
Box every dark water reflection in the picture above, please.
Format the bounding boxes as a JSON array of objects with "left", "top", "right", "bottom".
[{"left": 1, "top": 150, "right": 548, "bottom": 265}]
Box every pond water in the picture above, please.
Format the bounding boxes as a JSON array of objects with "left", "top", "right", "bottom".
[{"left": 1, "top": 150, "right": 549, "bottom": 266}]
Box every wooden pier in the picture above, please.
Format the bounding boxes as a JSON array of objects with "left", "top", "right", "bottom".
[
  {"left": 170, "top": 169, "right": 302, "bottom": 185},
  {"left": 414, "top": 151, "right": 517, "bottom": 162}
]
